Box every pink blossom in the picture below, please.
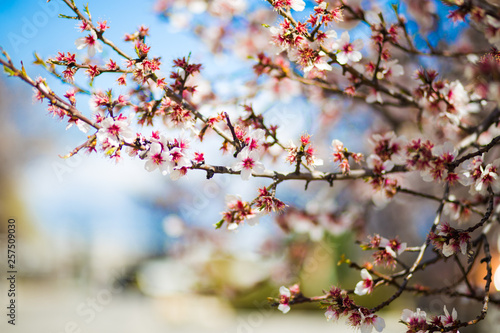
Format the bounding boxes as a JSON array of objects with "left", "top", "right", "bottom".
[
  {"left": 169, "top": 146, "right": 191, "bottom": 169},
  {"left": 193, "top": 152, "right": 205, "bottom": 164},
  {"left": 325, "top": 305, "right": 340, "bottom": 322},
  {"left": 331, "top": 31, "right": 363, "bottom": 65},
  {"left": 401, "top": 308, "right": 428, "bottom": 332},
  {"left": 366, "top": 88, "right": 383, "bottom": 104},
  {"left": 144, "top": 142, "right": 173, "bottom": 175},
  {"left": 244, "top": 127, "right": 265, "bottom": 153},
  {"left": 97, "top": 20, "right": 109, "bottom": 32},
  {"left": 233, "top": 148, "right": 265, "bottom": 180},
  {"left": 278, "top": 286, "right": 291, "bottom": 314},
  {"left": 354, "top": 269, "right": 374, "bottom": 296},
  {"left": 222, "top": 195, "right": 259, "bottom": 230},
  {"left": 96, "top": 117, "right": 135, "bottom": 146},
  {"left": 376, "top": 60, "right": 404, "bottom": 80},
  {"left": 288, "top": 47, "right": 332, "bottom": 75},
  {"left": 369, "top": 132, "right": 407, "bottom": 164},
  {"left": 359, "top": 311, "right": 385, "bottom": 333},
  {"left": 290, "top": 0, "right": 305, "bottom": 12},
  {"left": 439, "top": 306, "right": 458, "bottom": 327},
  {"left": 66, "top": 118, "right": 90, "bottom": 133},
  {"left": 269, "top": 20, "right": 305, "bottom": 53},
  {"left": 75, "top": 30, "right": 103, "bottom": 57},
  {"left": 430, "top": 223, "right": 470, "bottom": 257},
  {"left": 367, "top": 154, "right": 394, "bottom": 174},
  {"left": 475, "top": 160, "right": 500, "bottom": 193},
  {"left": 379, "top": 237, "right": 407, "bottom": 257}
]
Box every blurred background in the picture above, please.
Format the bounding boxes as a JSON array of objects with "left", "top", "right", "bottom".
[{"left": 0, "top": 0, "right": 499, "bottom": 332}]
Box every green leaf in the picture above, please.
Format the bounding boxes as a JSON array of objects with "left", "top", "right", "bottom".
[
  {"left": 214, "top": 219, "right": 224, "bottom": 229},
  {"left": 83, "top": 3, "right": 91, "bottom": 19},
  {"left": 391, "top": 3, "right": 399, "bottom": 15},
  {"left": 3, "top": 65, "right": 16, "bottom": 77},
  {"left": 337, "top": 254, "right": 351, "bottom": 266},
  {"left": 58, "top": 14, "right": 79, "bottom": 20},
  {"left": 33, "top": 52, "right": 46, "bottom": 67},
  {"left": 20, "top": 61, "right": 27, "bottom": 77}
]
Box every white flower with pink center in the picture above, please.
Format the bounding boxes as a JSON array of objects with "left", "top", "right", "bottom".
[
  {"left": 367, "top": 154, "right": 394, "bottom": 173},
  {"left": 366, "top": 88, "right": 383, "bottom": 104},
  {"left": 233, "top": 148, "right": 265, "bottom": 180},
  {"left": 359, "top": 311, "right": 385, "bottom": 333},
  {"left": 290, "top": 0, "right": 305, "bottom": 12},
  {"left": 401, "top": 308, "right": 427, "bottom": 328},
  {"left": 96, "top": 117, "right": 135, "bottom": 146},
  {"left": 144, "top": 142, "right": 173, "bottom": 175},
  {"left": 441, "top": 80, "right": 480, "bottom": 124},
  {"left": 377, "top": 59, "right": 404, "bottom": 80},
  {"left": 325, "top": 306, "right": 339, "bottom": 322},
  {"left": 66, "top": 118, "right": 91, "bottom": 133},
  {"left": 354, "top": 269, "right": 374, "bottom": 296},
  {"left": 379, "top": 237, "right": 407, "bottom": 257},
  {"left": 170, "top": 147, "right": 191, "bottom": 169},
  {"left": 244, "top": 128, "right": 265, "bottom": 153},
  {"left": 486, "top": 16, "right": 500, "bottom": 48},
  {"left": 439, "top": 306, "right": 458, "bottom": 327},
  {"left": 304, "top": 51, "right": 332, "bottom": 74},
  {"left": 278, "top": 286, "right": 291, "bottom": 314},
  {"left": 75, "top": 30, "right": 103, "bottom": 57},
  {"left": 331, "top": 31, "right": 363, "bottom": 65},
  {"left": 474, "top": 160, "right": 500, "bottom": 193}
]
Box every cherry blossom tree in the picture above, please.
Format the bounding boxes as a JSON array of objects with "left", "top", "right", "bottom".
[{"left": 2, "top": 0, "right": 500, "bottom": 331}]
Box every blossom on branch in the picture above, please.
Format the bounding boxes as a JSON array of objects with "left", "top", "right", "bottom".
[
  {"left": 219, "top": 195, "right": 260, "bottom": 230},
  {"left": 96, "top": 116, "right": 136, "bottom": 147},
  {"left": 330, "top": 31, "right": 363, "bottom": 65},
  {"left": 359, "top": 311, "right": 385, "bottom": 333},
  {"left": 232, "top": 147, "right": 265, "bottom": 180},
  {"left": 354, "top": 269, "right": 374, "bottom": 296},
  {"left": 278, "top": 286, "right": 292, "bottom": 314},
  {"left": 429, "top": 223, "right": 471, "bottom": 257},
  {"left": 401, "top": 308, "right": 428, "bottom": 332},
  {"left": 144, "top": 142, "right": 173, "bottom": 175},
  {"left": 75, "top": 29, "right": 103, "bottom": 57}
]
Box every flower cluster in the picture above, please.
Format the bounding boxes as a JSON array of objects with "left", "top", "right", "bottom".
[
  {"left": 460, "top": 157, "right": 500, "bottom": 194},
  {"left": 277, "top": 284, "right": 300, "bottom": 314},
  {"left": 362, "top": 234, "right": 407, "bottom": 268},
  {"left": 401, "top": 306, "right": 460, "bottom": 333},
  {"left": 331, "top": 139, "right": 363, "bottom": 174},
  {"left": 286, "top": 134, "right": 323, "bottom": 169},
  {"left": 268, "top": 2, "right": 366, "bottom": 78},
  {"left": 142, "top": 133, "right": 191, "bottom": 180},
  {"left": 415, "top": 71, "right": 480, "bottom": 126},
  {"left": 217, "top": 195, "right": 260, "bottom": 230},
  {"left": 255, "top": 187, "right": 286, "bottom": 213},
  {"left": 96, "top": 115, "right": 135, "bottom": 148},
  {"left": 271, "top": 0, "right": 306, "bottom": 12},
  {"left": 429, "top": 223, "right": 471, "bottom": 257},
  {"left": 324, "top": 287, "right": 385, "bottom": 333}
]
